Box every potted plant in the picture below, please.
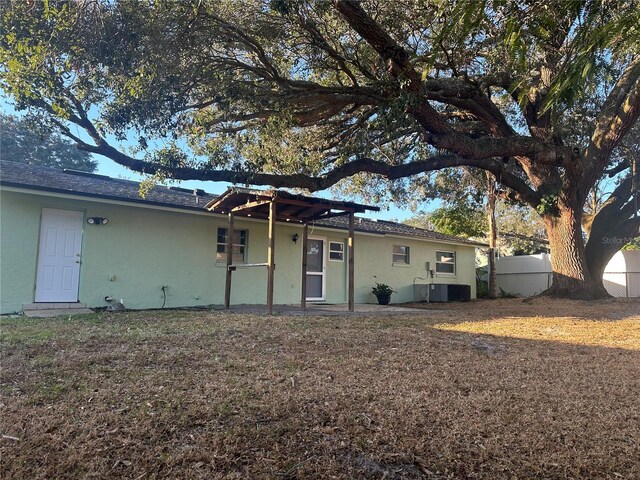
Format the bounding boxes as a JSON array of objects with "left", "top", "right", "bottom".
[{"left": 371, "top": 282, "right": 395, "bottom": 305}]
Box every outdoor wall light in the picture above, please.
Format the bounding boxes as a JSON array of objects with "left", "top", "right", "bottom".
[
  {"left": 87, "top": 216, "right": 109, "bottom": 225},
  {"left": 292, "top": 233, "right": 299, "bottom": 244}
]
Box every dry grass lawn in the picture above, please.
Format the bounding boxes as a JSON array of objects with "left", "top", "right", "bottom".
[{"left": 1, "top": 298, "right": 639, "bottom": 479}]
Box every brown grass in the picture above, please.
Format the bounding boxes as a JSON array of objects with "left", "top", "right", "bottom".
[{"left": 1, "top": 298, "right": 639, "bottom": 479}]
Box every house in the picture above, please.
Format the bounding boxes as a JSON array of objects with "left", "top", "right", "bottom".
[{"left": 0, "top": 160, "right": 484, "bottom": 314}]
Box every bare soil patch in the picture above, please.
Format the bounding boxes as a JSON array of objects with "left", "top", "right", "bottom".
[{"left": 1, "top": 298, "right": 639, "bottom": 479}]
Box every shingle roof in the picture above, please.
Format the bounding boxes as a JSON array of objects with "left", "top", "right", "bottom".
[
  {"left": 0, "top": 160, "right": 486, "bottom": 247},
  {"left": 0, "top": 160, "right": 217, "bottom": 211},
  {"left": 314, "top": 216, "right": 487, "bottom": 247}
]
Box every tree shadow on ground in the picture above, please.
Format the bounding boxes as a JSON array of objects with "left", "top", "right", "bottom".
[
  {"left": 403, "top": 296, "right": 640, "bottom": 321},
  {"left": 1, "top": 310, "right": 638, "bottom": 479}
]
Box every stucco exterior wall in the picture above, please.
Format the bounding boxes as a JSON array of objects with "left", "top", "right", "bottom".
[
  {"left": 348, "top": 230, "right": 477, "bottom": 303},
  {"left": 0, "top": 189, "right": 476, "bottom": 313}
]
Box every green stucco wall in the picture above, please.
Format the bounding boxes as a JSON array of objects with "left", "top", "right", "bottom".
[
  {"left": 348, "top": 229, "right": 477, "bottom": 304},
  {"left": 0, "top": 189, "right": 476, "bottom": 314}
]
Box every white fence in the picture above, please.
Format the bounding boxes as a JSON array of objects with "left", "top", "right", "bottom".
[{"left": 494, "top": 251, "right": 640, "bottom": 298}]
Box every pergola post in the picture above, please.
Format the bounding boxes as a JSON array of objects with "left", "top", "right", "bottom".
[
  {"left": 348, "top": 211, "right": 355, "bottom": 312},
  {"left": 224, "top": 212, "right": 235, "bottom": 309},
  {"left": 266, "top": 200, "right": 276, "bottom": 315},
  {"left": 301, "top": 223, "right": 308, "bottom": 309}
]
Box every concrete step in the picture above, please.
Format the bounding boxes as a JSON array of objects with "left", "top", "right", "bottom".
[
  {"left": 23, "top": 302, "right": 88, "bottom": 311},
  {"left": 23, "top": 308, "right": 94, "bottom": 318}
]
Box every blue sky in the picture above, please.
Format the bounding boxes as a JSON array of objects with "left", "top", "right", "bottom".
[{"left": 2, "top": 98, "right": 423, "bottom": 222}]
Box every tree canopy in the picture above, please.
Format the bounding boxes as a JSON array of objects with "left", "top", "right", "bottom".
[
  {"left": 412, "top": 203, "right": 487, "bottom": 239},
  {"left": 1, "top": 0, "right": 638, "bottom": 297},
  {"left": 0, "top": 114, "right": 97, "bottom": 172},
  {"left": 408, "top": 200, "right": 547, "bottom": 255}
]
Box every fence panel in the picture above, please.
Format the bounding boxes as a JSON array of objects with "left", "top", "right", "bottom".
[
  {"left": 603, "top": 272, "right": 627, "bottom": 297},
  {"left": 496, "top": 271, "right": 640, "bottom": 298},
  {"left": 495, "top": 272, "right": 551, "bottom": 297},
  {"left": 625, "top": 272, "right": 640, "bottom": 297}
]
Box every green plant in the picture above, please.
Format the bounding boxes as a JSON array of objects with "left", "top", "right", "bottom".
[
  {"left": 476, "top": 279, "right": 489, "bottom": 299},
  {"left": 371, "top": 283, "right": 395, "bottom": 296}
]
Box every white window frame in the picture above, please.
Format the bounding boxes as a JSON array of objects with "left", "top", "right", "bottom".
[
  {"left": 435, "top": 250, "right": 456, "bottom": 275},
  {"left": 329, "top": 241, "right": 345, "bottom": 262},
  {"left": 217, "top": 227, "right": 248, "bottom": 264},
  {"left": 392, "top": 244, "right": 410, "bottom": 265}
]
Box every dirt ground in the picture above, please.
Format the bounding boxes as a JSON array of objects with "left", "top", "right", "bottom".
[{"left": 1, "top": 298, "right": 639, "bottom": 479}]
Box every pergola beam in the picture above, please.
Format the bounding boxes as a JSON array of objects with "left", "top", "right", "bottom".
[
  {"left": 306, "top": 210, "right": 354, "bottom": 222},
  {"left": 231, "top": 199, "right": 272, "bottom": 213}
]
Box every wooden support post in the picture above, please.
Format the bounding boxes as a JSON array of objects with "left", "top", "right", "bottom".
[
  {"left": 224, "top": 212, "right": 235, "bottom": 309},
  {"left": 267, "top": 201, "right": 276, "bottom": 315},
  {"left": 301, "top": 223, "right": 308, "bottom": 309},
  {"left": 348, "top": 212, "right": 355, "bottom": 312}
]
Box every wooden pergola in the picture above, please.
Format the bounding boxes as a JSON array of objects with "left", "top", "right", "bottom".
[{"left": 205, "top": 187, "right": 379, "bottom": 314}]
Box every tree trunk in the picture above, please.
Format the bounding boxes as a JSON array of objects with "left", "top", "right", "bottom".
[
  {"left": 585, "top": 240, "right": 619, "bottom": 291},
  {"left": 486, "top": 173, "right": 498, "bottom": 299},
  {"left": 584, "top": 169, "right": 640, "bottom": 292},
  {"left": 585, "top": 212, "right": 639, "bottom": 292},
  {"left": 542, "top": 203, "right": 610, "bottom": 299}
]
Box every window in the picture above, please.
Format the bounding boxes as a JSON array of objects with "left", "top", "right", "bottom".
[
  {"left": 392, "top": 245, "right": 410, "bottom": 265},
  {"left": 436, "top": 251, "right": 456, "bottom": 274},
  {"left": 329, "top": 242, "right": 344, "bottom": 262},
  {"left": 217, "top": 227, "right": 248, "bottom": 263}
]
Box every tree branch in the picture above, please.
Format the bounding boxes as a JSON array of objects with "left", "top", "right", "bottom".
[
  {"left": 72, "top": 118, "right": 540, "bottom": 205},
  {"left": 583, "top": 58, "right": 640, "bottom": 191},
  {"left": 585, "top": 169, "right": 640, "bottom": 240},
  {"left": 332, "top": 0, "right": 451, "bottom": 134}
]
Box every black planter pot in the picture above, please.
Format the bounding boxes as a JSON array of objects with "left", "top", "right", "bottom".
[{"left": 375, "top": 294, "right": 391, "bottom": 305}]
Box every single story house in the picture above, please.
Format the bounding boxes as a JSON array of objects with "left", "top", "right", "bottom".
[{"left": 0, "top": 160, "right": 484, "bottom": 314}]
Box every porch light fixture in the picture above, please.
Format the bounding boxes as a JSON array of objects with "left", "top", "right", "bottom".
[
  {"left": 292, "top": 233, "right": 299, "bottom": 244},
  {"left": 87, "top": 216, "right": 109, "bottom": 225}
]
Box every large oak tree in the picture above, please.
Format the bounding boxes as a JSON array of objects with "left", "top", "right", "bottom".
[{"left": 1, "top": 0, "right": 638, "bottom": 298}]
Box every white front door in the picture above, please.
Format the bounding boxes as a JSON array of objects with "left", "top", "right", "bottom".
[
  {"left": 35, "top": 208, "right": 84, "bottom": 302},
  {"left": 306, "top": 238, "right": 326, "bottom": 301}
]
